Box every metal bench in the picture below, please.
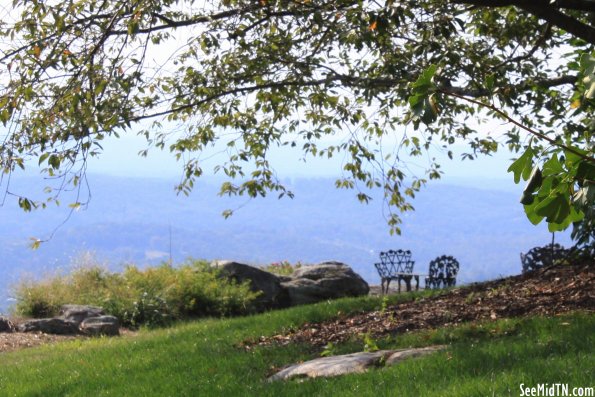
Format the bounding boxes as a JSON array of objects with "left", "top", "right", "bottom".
[
  {"left": 425, "top": 255, "right": 459, "bottom": 289},
  {"left": 521, "top": 243, "right": 569, "bottom": 273},
  {"left": 374, "top": 249, "right": 420, "bottom": 294}
]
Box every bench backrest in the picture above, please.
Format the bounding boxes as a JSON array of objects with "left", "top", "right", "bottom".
[
  {"left": 521, "top": 243, "right": 569, "bottom": 273},
  {"left": 379, "top": 249, "right": 414, "bottom": 274},
  {"left": 427, "top": 255, "right": 459, "bottom": 288},
  {"left": 374, "top": 262, "right": 391, "bottom": 278}
]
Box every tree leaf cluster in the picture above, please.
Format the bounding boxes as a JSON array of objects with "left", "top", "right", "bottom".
[{"left": 0, "top": 0, "right": 593, "bottom": 236}]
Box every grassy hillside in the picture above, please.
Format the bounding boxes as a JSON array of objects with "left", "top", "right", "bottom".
[{"left": 0, "top": 289, "right": 592, "bottom": 396}]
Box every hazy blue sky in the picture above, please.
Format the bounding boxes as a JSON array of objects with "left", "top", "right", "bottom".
[{"left": 88, "top": 131, "right": 518, "bottom": 188}]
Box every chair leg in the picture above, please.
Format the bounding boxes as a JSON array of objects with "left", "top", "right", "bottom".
[
  {"left": 405, "top": 276, "right": 412, "bottom": 292},
  {"left": 425, "top": 278, "right": 433, "bottom": 290}
]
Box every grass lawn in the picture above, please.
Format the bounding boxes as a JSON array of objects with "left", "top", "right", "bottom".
[{"left": 0, "top": 292, "right": 593, "bottom": 397}]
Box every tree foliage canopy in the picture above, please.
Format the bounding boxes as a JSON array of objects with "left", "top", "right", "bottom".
[{"left": 0, "top": 0, "right": 593, "bottom": 239}]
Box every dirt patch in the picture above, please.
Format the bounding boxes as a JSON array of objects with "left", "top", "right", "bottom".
[
  {"left": 0, "top": 331, "right": 88, "bottom": 354},
  {"left": 0, "top": 325, "right": 137, "bottom": 354},
  {"left": 249, "top": 263, "right": 594, "bottom": 348}
]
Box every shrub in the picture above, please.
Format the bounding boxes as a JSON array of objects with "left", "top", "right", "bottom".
[
  {"left": 123, "top": 292, "right": 172, "bottom": 328},
  {"left": 259, "top": 260, "right": 303, "bottom": 276},
  {"left": 11, "top": 258, "right": 260, "bottom": 328}
]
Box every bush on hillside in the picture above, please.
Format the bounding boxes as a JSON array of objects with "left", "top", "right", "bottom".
[{"left": 12, "top": 259, "right": 260, "bottom": 328}]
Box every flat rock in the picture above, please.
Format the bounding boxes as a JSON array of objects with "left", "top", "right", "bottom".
[
  {"left": 59, "top": 304, "right": 105, "bottom": 325},
  {"left": 268, "top": 345, "right": 446, "bottom": 381},
  {"left": 18, "top": 318, "right": 79, "bottom": 335},
  {"left": 80, "top": 316, "right": 120, "bottom": 336},
  {"left": 385, "top": 346, "right": 445, "bottom": 365}
]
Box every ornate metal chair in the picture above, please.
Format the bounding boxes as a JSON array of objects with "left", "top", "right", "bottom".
[
  {"left": 520, "top": 243, "right": 569, "bottom": 273},
  {"left": 374, "top": 249, "right": 417, "bottom": 293},
  {"left": 425, "top": 255, "right": 459, "bottom": 289}
]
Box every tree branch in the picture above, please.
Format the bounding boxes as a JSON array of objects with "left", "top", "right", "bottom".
[
  {"left": 439, "top": 74, "right": 577, "bottom": 97},
  {"left": 491, "top": 23, "right": 552, "bottom": 71},
  {"left": 451, "top": 0, "right": 595, "bottom": 44},
  {"left": 520, "top": 5, "right": 595, "bottom": 44},
  {"left": 126, "top": 69, "right": 579, "bottom": 131},
  {"left": 451, "top": 0, "right": 595, "bottom": 13},
  {"left": 128, "top": 77, "right": 339, "bottom": 123},
  {"left": 108, "top": 5, "right": 344, "bottom": 36},
  {"left": 441, "top": 89, "right": 595, "bottom": 163}
]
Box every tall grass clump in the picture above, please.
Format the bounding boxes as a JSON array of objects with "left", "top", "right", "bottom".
[
  {"left": 12, "top": 259, "right": 260, "bottom": 328},
  {"left": 259, "top": 260, "right": 304, "bottom": 276}
]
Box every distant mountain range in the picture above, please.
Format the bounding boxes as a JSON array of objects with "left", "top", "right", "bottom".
[{"left": 0, "top": 174, "right": 572, "bottom": 313}]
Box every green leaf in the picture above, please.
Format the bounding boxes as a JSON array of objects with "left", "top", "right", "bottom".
[
  {"left": 408, "top": 66, "right": 439, "bottom": 126},
  {"left": 19, "top": 197, "right": 32, "bottom": 212},
  {"left": 507, "top": 148, "right": 534, "bottom": 184},
  {"left": 48, "top": 155, "right": 61, "bottom": 169},
  {"left": 567, "top": 206, "right": 585, "bottom": 223},
  {"left": 541, "top": 154, "right": 564, "bottom": 176},
  {"left": 547, "top": 206, "right": 583, "bottom": 232},
  {"left": 412, "top": 65, "right": 438, "bottom": 93},
  {"left": 484, "top": 74, "right": 495, "bottom": 93},
  {"left": 575, "top": 161, "right": 595, "bottom": 181},
  {"left": 523, "top": 200, "right": 544, "bottom": 225},
  {"left": 38, "top": 153, "right": 49, "bottom": 166},
  {"left": 563, "top": 147, "right": 588, "bottom": 168},
  {"left": 534, "top": 193, "right": 570, "bottom": 224}
]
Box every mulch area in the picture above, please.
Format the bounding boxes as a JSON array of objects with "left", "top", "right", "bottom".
[{"left": 248, "top": 263, "right": 594, "bottom": 348}]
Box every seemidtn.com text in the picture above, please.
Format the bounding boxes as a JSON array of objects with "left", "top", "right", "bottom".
[{"left": 520, "top": 384, "right": 594, "bottom": 397}]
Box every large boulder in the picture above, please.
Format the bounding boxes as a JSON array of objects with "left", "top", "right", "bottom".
[
  {"left": 18, "top": 318, "right": 79, "bottom": 335},
  {"left": 80, "top": 315, "right": 120, "bottom": 336},
  {"left": 59, "top": 304, "right": 105, "bottom": 325},
  {"left": 0, "top": 316, "right": 14, "bottom": 333},
  {"left": 281, "top": 261, "right": 369, "bottom": 306},
  {"left": 211, "top": 260, "right": 290, "bottom": 310}
]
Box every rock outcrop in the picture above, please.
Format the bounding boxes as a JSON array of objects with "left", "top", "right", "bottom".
[
  {"left": 281, "top": 261, "right": 370, "bottom": 306},
  {"left": 17, "top": 305, "right": 119, "bottom": 336},
  {"left": 213, "top": 260, "right": 369, "bottom": 310},
  {"left": 211, "top": 260, "right": 290, "bottom": 310}
]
